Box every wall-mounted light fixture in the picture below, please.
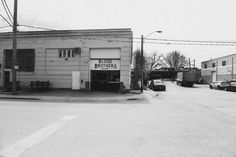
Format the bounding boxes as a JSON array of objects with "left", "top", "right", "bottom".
[{"left": 84, "top": 59, "right": 89, "bottom": 63}]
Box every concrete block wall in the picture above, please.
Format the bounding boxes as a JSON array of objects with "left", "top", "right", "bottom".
[
  {"left": 7, "top": 38, "right": 84, "bottom": 89},
  {"left": 120, "top": 46, "right": 132, "bottom": 90},
  {"left": 79, "top": 47, "right": 90, "bottom": 89}
]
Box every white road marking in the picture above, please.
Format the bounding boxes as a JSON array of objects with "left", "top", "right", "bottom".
[
  {"left": 0, "top": 115, "right": 77, "bottom": 157},
  {"left": 61, "top": 115, "right": 77, "bottom": 121}
]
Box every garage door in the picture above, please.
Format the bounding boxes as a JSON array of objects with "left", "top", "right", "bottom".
[{"left": 90, "top": 48, "right": 120, "bottom": 59}]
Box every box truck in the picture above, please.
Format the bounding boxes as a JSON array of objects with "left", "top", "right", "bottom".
[{"left": 176, "top": 71, "right": 197, "bottom": 87}]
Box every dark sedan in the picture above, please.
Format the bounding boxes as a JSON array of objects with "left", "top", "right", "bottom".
[
  {"left": 149, "top": 79, "right": 166, "bottom": 91},
  {"left": 226, "top": 80, "right": 236, "bottom": 92}
]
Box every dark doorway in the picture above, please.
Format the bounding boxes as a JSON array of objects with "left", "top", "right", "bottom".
[
  {"left": 91, "top": 70, "right": 120, "bottom": 91},
  {"left": 3, "top": 71, "right": 20, "bottom": 91},
  {"left": 4, "top": 71, "right": 10, "bottom": 88}
]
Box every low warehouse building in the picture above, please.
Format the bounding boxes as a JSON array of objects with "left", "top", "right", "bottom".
[
  {"left": 201, "top": 53, "right": 236, "bottom": 84},
  {"left": 0, "top": 28, "right": 133, "bottom": 91}
]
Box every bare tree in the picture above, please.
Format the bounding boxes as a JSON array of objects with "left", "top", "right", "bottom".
[
  {"left": 164, "top": 51, "right": 187, "bottom": 70},
  {"left": 131, "top": 49, "right": 148, "bottom": 89},
  {"left": 147, "top": 51, "right": 166, "bottom": 70}
]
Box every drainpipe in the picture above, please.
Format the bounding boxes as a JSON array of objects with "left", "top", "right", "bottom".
[
  {"left": 232, "top": 57, "right": 234, "bottom": 79},
  {"left": 216, "top": 59, "right": 218, "bottom": 81}
]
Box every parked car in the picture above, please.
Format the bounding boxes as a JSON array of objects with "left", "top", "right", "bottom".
[
  {"left": 226, "top": 79, "right": 236, "bottom": 92},
  {"left": 209, "top": 81, "right": 228, "bottom": 90},
  {"left": 149, "top": 79, "right": 166, "bottom": 91},
  {"left": 196, "top": 78, "right": 205, "bottom": 84}
]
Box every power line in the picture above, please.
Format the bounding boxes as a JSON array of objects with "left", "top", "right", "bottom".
[
  {"left": 0, "top": 14, "right": 12, "bottom": 27},
  {"left": 134, "top": 37, "right": 236, "bottom": 44},
  {"left": 19, "top": 24, "right": 56, "bottom": 31},
  {"left": 148, "top": 38, "right": 236, "bottom": 44},
  {"left": 133, "top": 41, "right": 236, "bottom": 46},
  {"left": 1, "top": 26, "right": 236, "bottom": 46},
  {"left": 71, "top": 37, "right": 236, "bottom": 46},
  {"left": 1, "top": 0, "right": 13, "bottom": 24},
  {"left": 3, "top": 0, "right": 13, "bottom": 18},
  {"left": 0, "top": 25, "right": 11, "bottom": 29},
  {"left": 79, "top": 36, "right": 236, "bottom": 46}
]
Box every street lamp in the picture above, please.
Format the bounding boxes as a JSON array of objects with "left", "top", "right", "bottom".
[{"left": 140, "top": 31, "right": 162, "bottom": 92}]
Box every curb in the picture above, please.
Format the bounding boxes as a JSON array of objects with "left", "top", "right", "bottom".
[
  {"left": 0, "top": 97, "right": 40, "bottom": 100},
  {"left": 144, "top": 90, "right": 158, "bottom": 97},
  {"left": 0, "top": 93, "right": 146, "bottom": 103},
  {"left": 44, "top": 93, "right": 146, "bottom": 102}
]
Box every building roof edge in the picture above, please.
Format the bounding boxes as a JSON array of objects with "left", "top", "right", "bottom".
[
  {"left": 201, "top": 53, "right": 236, "bottom": 63},
  {"left": 0, "top": 28, "right": 132, "bottom": 39}
]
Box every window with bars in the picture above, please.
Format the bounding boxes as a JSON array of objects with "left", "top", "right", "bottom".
[
  {"left": 59, "top": 49, "right": 75, "bottom": 58},
  {"left": 5, "top": 49, "right": 35, "bottom": 72}
]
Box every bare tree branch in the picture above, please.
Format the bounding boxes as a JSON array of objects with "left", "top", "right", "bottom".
[
  {"left": 147, "top": 51, "right": 165, "bottom": 70},
  {"left": 164, "top": 51, "right": 187, "bottom": 70}
]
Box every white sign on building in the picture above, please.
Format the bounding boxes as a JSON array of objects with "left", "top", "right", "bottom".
[{"left": 90, "top": 59, "right": 120, "bottom": 70}]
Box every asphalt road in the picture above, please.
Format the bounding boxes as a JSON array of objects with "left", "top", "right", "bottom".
[{"left": 1, "top": 82, "right": 236, "bottom": 157}]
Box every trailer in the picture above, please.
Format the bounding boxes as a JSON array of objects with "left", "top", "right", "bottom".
[{"left": 176, "top": 71, "right": 197, "bottom": 87}]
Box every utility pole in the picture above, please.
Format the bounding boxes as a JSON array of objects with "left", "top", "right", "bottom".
[
  {"left": 12, "top": 0, "right": 18, "bottom": 94},
  {"left": 140, "top": 35, "right": 144, "bottom": 92},
  {"left": 140, "top": 31, "right": 162, "bottom": 92},
  {"left": 189, "top": 58, "right": 191, "bottom": 68}
]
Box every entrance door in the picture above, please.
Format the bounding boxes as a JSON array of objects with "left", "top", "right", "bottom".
[
  {"left": 4, "top": 71, "right": 10, "bottom": 88},
  {"left": 91, "top": 70, "right": 120, "bottom": 91},
  {"left": 91, "top": 71, "right": 108, "bottom": 91},
  {"left": 212, "top": 71, "right": 216, "bottom": 82},
  {"left": 72, "top": 71, "right": 80, "bottom": 90}
]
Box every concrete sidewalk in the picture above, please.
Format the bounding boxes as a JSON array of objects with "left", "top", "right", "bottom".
[
  {"left": 144, "top": 89, "right": 159, "bottom": 97},
  {"left": 0, "top": 89, "right": 146, "bottom": 103}
]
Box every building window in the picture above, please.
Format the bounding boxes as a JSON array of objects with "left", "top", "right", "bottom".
[
  {"left": 204, "top": 64, "right": 207, "bottom": 69},
  {"left": 59, "top": 49, "right": 75, "bottom": 58},
  {"left": 212, "top": 63, "right": 215, "bottom": 68},
  {"left": 222, "top": 61, "right": 226, "bottom": 66},
  {"left": 5, "top": 49, "right": 35, "bottom": 72}
]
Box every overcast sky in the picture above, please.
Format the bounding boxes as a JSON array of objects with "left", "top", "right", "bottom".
[{"left": 1, "top": 0, "right": 236, "bottom": 67}]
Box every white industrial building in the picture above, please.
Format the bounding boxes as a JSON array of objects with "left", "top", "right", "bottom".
[
  {"left": 201, "top": 53, "right": 236, "bottom": 84},
  {"left": 0, "top": 28, "right": 133, "bottom": 91}
]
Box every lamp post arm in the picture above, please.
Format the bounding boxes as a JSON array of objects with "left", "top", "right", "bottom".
[{"left": 144, "top": 31, "right": 162, "bottom": 39}]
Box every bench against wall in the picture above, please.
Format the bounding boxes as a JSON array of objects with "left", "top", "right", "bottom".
[{"left": 30, "top": 81, "right": 51, "bottom": 91}]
